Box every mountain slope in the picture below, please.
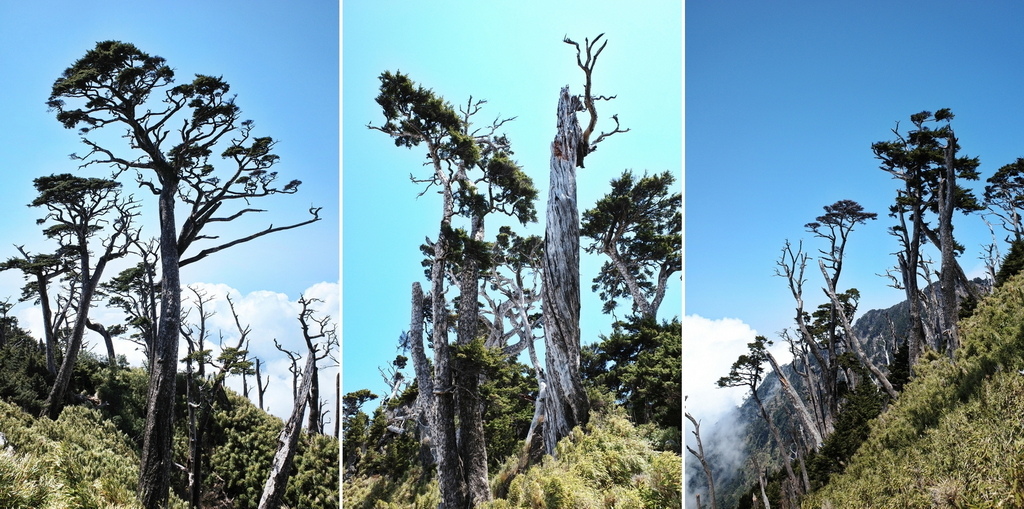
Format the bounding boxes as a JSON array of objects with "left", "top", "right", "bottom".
[{"left": 804, "top": 274, "right": 1024, "bottom": 507}]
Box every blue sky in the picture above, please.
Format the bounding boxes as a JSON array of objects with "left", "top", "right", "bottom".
[
  {"left": 685, "top": 0, "right": 1024, "bottom": 467},
  {"left": 342, "top": 1, "right": 682, "bottom": 398},
  {"left": 0, "top": 1, "right": 339, "bottom": 424}
]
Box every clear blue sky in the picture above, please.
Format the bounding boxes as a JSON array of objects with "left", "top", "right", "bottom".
[
  {"left": 685, "top": 0, "right": 1024, "bottom": 438},
  {"left": 342, "top": 1, "right": 682, "bottom": 398},
  {"left": 0, "top": 1, "right": 339, "bottom": 423}
]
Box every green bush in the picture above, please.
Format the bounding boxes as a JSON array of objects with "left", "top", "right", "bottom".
[
  {"left": 207, "top": 391, "right": 282, "bottom": 508},
  {"left": 494, "top": 407, "right": 682, "bottom": 508},
  {"left": 0, "top": 398, "right": 188, "bottom": 508}
]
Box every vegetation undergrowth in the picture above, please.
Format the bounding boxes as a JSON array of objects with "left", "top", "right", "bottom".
[
  {"left": 804, "top": 273, "right": 1024, "bottom": 507},
  {"left": 343, "top": 396, "right": 682, "bottom": 508},
  {"left": 0, "top": 397, "right": 185, "bottom": 508},
  {"left": 0, "top": 357, "right": 338, "bottom": 509}
]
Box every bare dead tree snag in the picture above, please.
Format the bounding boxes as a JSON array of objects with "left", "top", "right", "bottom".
[
  {"left": 685, "top": 412, "right": 718, "bottom": 509},
  {"left": 540, "top": 33, "right": 628, "bottom": 457},
  {"left": 258, "top": 296, "right": 334, "bottom": 509},
  {"left": 541, "top": 85, "right": 589, "bottom": 456},
  {"left": 819, "top": 260, "right": 898, "bottom": 399}
]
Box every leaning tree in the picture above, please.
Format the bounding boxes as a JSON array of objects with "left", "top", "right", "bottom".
[
  {"left": 47, "top": 40, "right": 320, "bottom": 508},
  {"left": 581, "top": 169, "right": 680, "bottom": 320},
  {"left": 29, "top": 174, "right": 138, "bottom": 419}
]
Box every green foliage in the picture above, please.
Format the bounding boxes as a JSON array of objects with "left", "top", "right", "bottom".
[
  {"left": 581, "top": 170, "right": 681, "bottom": 317},
  {"left": 582, "top": 318, "right": 681, "bottom": 434},
  {"left": 873, "top": 109, "right": 983, "bottom": 223},
  {"left": 374, "top": 71, "right": 463, "bottom": 149},
  {"left": 206, "top": 391, "right": 281, "bottom": 508},
  {"left": 805, "top": 353, "right": 885, "bottom": 489},
  {"left": 48, "top": 41, "right": 175, "bottom": 131},
  {"left": 0, "top": 340, "right": 52, "bottom": 415},
  {"left": 984, "top": 157, "right": 1024, "bottom": 240},
  {"left": 717, "top": 335, "right": 771, "bottom": 392},
  {"left": 343, "top": 467, "right": 440, "bottom": 509},
  {"left": 201, "top": 388, "right": 340, "bottom": 508},
  {"left": 805, "top": 273, "right": 1024, "bottom": 507},
  {"left": 479, "top": 359, "right": 538, "bottom": 471},
  {"left": 490, "top": 408, "right": 682, "bottom": 508},
  {"left": 996, "top": 238, "right": 1024, "bottom": 287},
  {"left": 0, "top": 398, "right": 187, "bottom": 508},
  {"left": 284, "top": 433, "right": 340, "bottom": 509}
]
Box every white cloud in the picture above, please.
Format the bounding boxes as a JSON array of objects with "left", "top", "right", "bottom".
[
  {"left": 683, "top": 314, "right": 757, "bottom": 423},
  {"left": 13, "top": 281, "right": 339, "bottom": 432},
  {"left": 181, "top": 282, "right": 340, "bottom": 429}
]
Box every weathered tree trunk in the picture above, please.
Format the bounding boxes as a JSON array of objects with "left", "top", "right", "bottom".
[
  {"left": 334, "top": 372, "right": 341, "bottom": 439},
  {"left": 429, "top": 174, "right": 468, "bottom": 507},
  {"left": 605, "top": 247, "right": 656, "bottom": 319},
  {"left": 138, "top": 182, "right": 181, "bottom": 509},
  {"left": 456, "top": 214, "right": 491, "bottom": 506},
  {"left": 763, "top": 351, "right": 823, "bottom": 448},
  {"left": 938, "top": 136, "right": 959, "bottom": 354},
  {"left": 541, "top": 86, "right": 590, "bottom": 456},
  {"left": 751, "top": 390, "right": 800, "bottom": 504},
  {"left": 778, "top": 242, "right": 835, "bottom": 437},
  {"left": 258, "top": 345, "right": 316, "bottom": 509},
  {"left": 685, "top": 412, "right": 718, "bottom": 509},
  {"left": 36, "top": 274, "right": 58, "bottom": 376},
  {"left": 820, "top": 261, "right": 898, "bottom": 399},
  {"left": 306, "top": 367, "right": 321, "bottom": 434},
  {"left": 86, "top": 319, "right": 117, "bottom": 367},
  {"left": 408, "top": 282, "right": 436, "bottom": 467},
  {"left": 41, "top": 239, "right": 118, "bottom": 419},
  {"left": 751, "top": 456, "right": 771, "bottom": 509}
]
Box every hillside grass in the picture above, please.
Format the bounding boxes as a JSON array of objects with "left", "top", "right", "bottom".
[
  {"left": 804, "top": 274, "right": 1024, "bottom": 508},
  {"left": 342, "top": 401, "right": 682, "bottom": 508}
]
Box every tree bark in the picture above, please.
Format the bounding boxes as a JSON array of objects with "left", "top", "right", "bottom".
[
  {"left": 541, "top": 86, "right": 590, "bottom": 456},
  {"left": 428, "top": 158, "right": 468, "bottom": 507},
  {"left": 819, "top": 261, "right": 899, "bottom": 399},
  {"left": 408, "top": 282, "right": 436, "bottom": 467},
  {"left": 938, "top": 134, "right": 960, "bottom": 354},
  {"left": 86, "top": 319, "right": 117, "bottom": 367},
  {"left": 306, "top": 367, "right": 321, "bottom": 434},
  {"left": 763, "top": 350, "right": 823, "bottom": 448},
  {"left": 777, "top": 243, "right": 835, "bottom": 437},
  {"left": 41, "top": 233, "right": 123, "bottom": 419},
  {"left": 36, "top": 273, "right": 58, "bottom": 376},
  {"left": 685, "top": 412, "right": 718, "bottom": 509},
  {"left": 605, "top": 246, "right": 655, "bottom": 319},
  {"left": 138, "top": 181, "right": 181, "bottom": 509},
  {"left": 258, "top": 343, "right": 316, "bottom": 509},
  {"left": 456, "top": 214, "right": 491, "bottom": 506},
  {"left": 751, "top": 389, "right": 799, "bottom": 505}
]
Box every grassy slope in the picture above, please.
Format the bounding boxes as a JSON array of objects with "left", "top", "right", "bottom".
[
  {"left": 342, "top": 403, "right": 683, "bottom": 508},
  {"left": 0, "top": 366, "right": 339, "bottom": 509},
  {"left": 804, "top": 274, "right": 1024, "bottom": 508}
]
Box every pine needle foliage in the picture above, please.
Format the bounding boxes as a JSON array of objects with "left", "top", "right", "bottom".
[{"left": 0, "top": 398, "right": 186, "bottom": 508}]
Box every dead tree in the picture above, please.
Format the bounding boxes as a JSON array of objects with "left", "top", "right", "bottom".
[
  {"left": 258, "top": 296, "right": 334, "bottom": 509},
  {"left": 685, "top": 412, "right": 718, "bottom": 509},
  {"left": 542, "top": 33, "right": 628, "bottom": 457},
  {"left": 819, "top": 261, "right": 898, "bottom": 399}
]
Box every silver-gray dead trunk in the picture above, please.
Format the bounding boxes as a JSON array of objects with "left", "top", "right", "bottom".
[{"left": 541, "top": 86, "right": 590, "bottom": 456}]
